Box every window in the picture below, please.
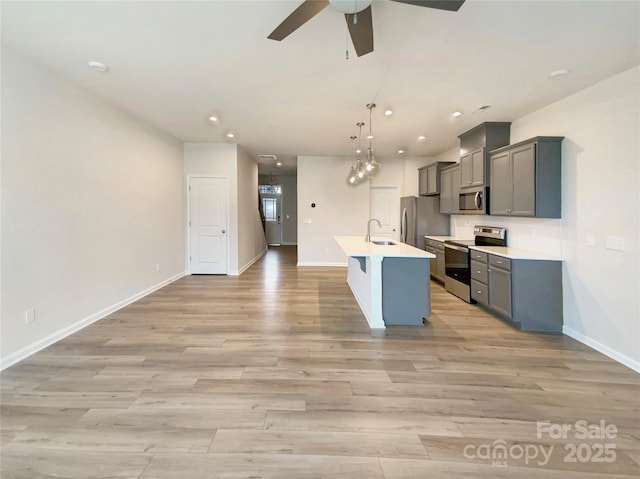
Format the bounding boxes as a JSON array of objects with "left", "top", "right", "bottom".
[
  {"left": 262, "top": 197, "right": 277, "bottom": 221},
  {"left": 259, "top": 185, "right": 281, "bottom": 194}
]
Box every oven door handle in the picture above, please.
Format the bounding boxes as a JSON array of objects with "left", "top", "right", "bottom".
[{"left": 445, "top": 244, "right": 469, "bottom": 253}]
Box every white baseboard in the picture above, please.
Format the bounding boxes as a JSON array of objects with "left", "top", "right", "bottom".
[
  {"left": 297, "top": 262, "right": 347, "bottom": 267},
  {"left": 562, "top": 326, "right": 640, "bottom": 373},
  {"left": 0, "top": 272, "right": 186, "bottom": 371},
  {"left": 230, "top": 249, "right": 267, "bottom": 276},
  {"left": 281, "top": 242, "right": 297, "bottom": 246}
]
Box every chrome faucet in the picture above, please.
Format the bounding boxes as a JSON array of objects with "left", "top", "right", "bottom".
[{"left": 365, "top": 218, "right": 382, "bottom": 242}]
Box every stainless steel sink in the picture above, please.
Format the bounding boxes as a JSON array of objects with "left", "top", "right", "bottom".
[{"left": 371, "top": 240, "right": 395, "bottom": 246}]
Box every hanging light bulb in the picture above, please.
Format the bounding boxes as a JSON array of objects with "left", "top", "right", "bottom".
[
  {"left": 364, "top": 104, "right": 381, "bottom": 179},
  {"left": 353, "top": 122, "right": 367, "bottom": 184},
  {"left": 346, "top": 135, "right": 361, "bottom": 185},
  {"left": 356, "top": 158, "right": 366, "bottom": 180}
]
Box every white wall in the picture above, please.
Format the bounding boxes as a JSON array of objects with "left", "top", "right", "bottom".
[
  {"left": 184, "top": 143, "right": 266, "bottom": 275},
  {"left": 297, "top": 156, "right": 370, "bottom": 265},
  {"left": 259, "top": 174, "right": 298, "bottom": 245},
  {"left": 184, "top": 143, "right": 238, "bottom": 273},
  {"left": 512, "top": 67, "right": 639, "bottom": 370},
  {"left": 1, "top": 47, "right": 185, "bottom": 367},
  {"left": 237, "top": 147, "right": 267, "bottom": 272},
  {"left": 450, "top": 67, "right": 639, "bottom": 370}
]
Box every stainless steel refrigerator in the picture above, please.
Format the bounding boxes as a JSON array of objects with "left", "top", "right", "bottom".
[{"left": 400, "top": 196, "right": 450, "bottom": 250}]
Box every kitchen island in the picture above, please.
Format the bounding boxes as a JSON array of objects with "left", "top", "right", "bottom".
[{"left": 335, "top": 236, "right": 435, "bottom": 328}]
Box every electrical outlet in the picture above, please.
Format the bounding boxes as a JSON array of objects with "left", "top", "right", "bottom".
[
  {"left": 25, "top": 308, "right": 36, "bottom": 324},
  {"left": 156, "top": 263, "right": 160, "bottom": 272}
]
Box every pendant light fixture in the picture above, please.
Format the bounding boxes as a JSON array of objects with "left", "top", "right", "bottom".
[
  {"left": 364, "top": 103, "right": 381, "bottom": 179},
  {"left": 355, "top": 122, "right": 366, "bottom": 182},
  {"left": 346, "top": 135, "right": 360, "bottom": 185}
]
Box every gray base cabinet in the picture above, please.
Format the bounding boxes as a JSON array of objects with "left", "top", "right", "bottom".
[
  {"left": 425, "top": 238, "right": 445, "bottom": 282},
  {"left": 489, "top": 137, "right": 563, "bottom": 218},
  {"left": 382, "top": 257, "right": 430, "bottom": 325},
  {"left": 471, "top": 251, "right": 563, "bottom": 332}
]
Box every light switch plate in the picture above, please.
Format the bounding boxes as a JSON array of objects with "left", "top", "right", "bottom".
[
  {"left": 605, "top": 235, "right": 624, "bottom": 251},
  {"left": 585, "top": 234, "right": 595, "bottom": 247}
]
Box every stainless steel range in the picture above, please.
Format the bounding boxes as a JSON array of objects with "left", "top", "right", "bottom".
[{"left": 444, "top": 226, "right": 507, "bottom": 303}]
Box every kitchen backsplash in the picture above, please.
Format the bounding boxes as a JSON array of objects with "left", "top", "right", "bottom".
[{"left": 450, "top": 215, "right": 563, "bottom": 258}]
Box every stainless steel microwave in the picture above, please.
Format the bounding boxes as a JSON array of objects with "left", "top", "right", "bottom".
[{"left": 459, "top": 187, "right": 489, "bottom": 214}]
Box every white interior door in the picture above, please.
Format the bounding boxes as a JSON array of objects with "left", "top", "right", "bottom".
[
  {"left": 370, "top": 186, "right": 400, "bottom": 241},
  {"left": 189, "top": 177, "right": 227, "bottom": 274},
  {"left": 262, "top": 192, "right": 282, "bottom": 245}
]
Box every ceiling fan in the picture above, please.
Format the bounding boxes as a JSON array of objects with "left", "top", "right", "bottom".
[{"left": 268, "top": 0, "right": 465, "bottom": 57}]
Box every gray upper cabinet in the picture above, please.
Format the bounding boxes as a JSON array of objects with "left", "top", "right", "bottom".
[
  {"left": 458, "top": 122, "right": 511, "bottom": 190},
  {"left": 488, "top": 150, "right": 511, "bottom": 215},
  {"left": 418, "top": 161, "right": 455, "bottom": 196},
  {"left": 489, "top": 137, "right": 563, "bottom": 218},
  {"left": 418, "top": 168, "right": 428, "bottom": 196},
  {"left": 427, "top": 164, "right": 438, "bottom": 194},
  {"left": 439, "top": 164, "right": 460, "bottom": 214},
  {"left": 460, "top": 147, "right": 486, "bottom": 188}
]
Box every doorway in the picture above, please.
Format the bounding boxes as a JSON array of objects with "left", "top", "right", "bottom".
[
  {"left": 259, "top": 185, "right": 282, "bottom": 246},
  {"left": 370, "top": 186, "right": 400, "bottom": 241},
  {"left": 187, "top": 176, "right": 228, "bottom": 274}
]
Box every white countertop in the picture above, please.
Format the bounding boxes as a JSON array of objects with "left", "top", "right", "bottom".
[
  {"left": 335, "top": 236, "right": 435, "bottom": 259},
  {"left": 469, "top": 245, "right": 561, "bottom": 261}
]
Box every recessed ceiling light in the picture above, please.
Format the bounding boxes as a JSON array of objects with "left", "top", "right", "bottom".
[
  {"left": 356, "top": 149, "right": 362, "bottom": 154},
  {"left": 367, "top": 135, "right": 374, "bottom": 140},
  {"left": 208, "top": 115, "right": 219, "bottom": 122},
  {"left": 397, "top": 149, "right": 405, "bottom": 154},
  {"left": 417, "top": 135, "right": 426, "bottom": 141},
  {"left": 87, "top": 60, "right": 109, "bottom": 72},
  {"left": 226, "top": 132, "right": 235, "bottom": 139},
  {"left": 452, "top": 111, "right": 462, "bottom": 118},
  {"left": 384, "top": 109, "right": 393, "bottom": 116},
  {"left": 549, "top": 69, "right": 570, "bottom": 78},
  {"left": 276, "top": 161, "right": 283, "bottom": 167}
]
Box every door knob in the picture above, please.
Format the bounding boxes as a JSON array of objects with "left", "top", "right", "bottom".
[{"left": 222, "top": 229, "right": 226, "bottom": 234}]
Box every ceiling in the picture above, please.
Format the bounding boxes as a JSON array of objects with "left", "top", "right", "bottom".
[{"left": 2, "top": 1, "right": 639, "bottom": 174}]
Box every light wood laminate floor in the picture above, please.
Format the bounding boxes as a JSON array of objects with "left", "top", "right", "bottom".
[{"left": 1, "top": 246, "right": 639, "bottom": 478}]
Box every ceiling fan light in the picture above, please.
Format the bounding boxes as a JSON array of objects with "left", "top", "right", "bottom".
[{"left": 329, "top": 0, "right": 373, "bottom": 14}]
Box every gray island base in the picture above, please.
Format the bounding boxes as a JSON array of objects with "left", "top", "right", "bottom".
[{"left": 336, "top": 236, "right": 434, "bottom": 328}]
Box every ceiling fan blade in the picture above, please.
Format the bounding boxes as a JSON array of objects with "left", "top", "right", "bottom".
[
  {"left": 389, "top": 0, "right": 465, "bottom": 12},
  {"left": 345, "top": 6, "right": 374, "bottom": 57},
  {"left": 268, "top": 0, "right": 330, "bottom": 41}
]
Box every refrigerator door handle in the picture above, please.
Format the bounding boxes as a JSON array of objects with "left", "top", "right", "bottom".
[{"left": 401, "top": 208, "right": 407, "bottom": 242}]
